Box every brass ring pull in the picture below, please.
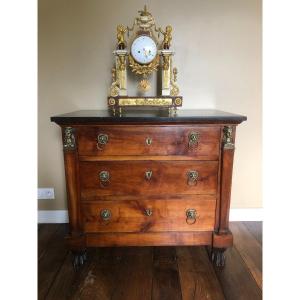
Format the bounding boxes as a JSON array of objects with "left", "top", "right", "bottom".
[
  {"left": 145, "top": 137, "right": 152, "bottom": 146},
  {"left": 186, "top": 209, "right": 197, "bottom": 225},
  {"left": 187, "top": 170, "right": 199, "bottom": 186},
  {"left": 145, "top": 170, "right": 152, "bottom": 180},
  {"left": 188, "top": 132, "right": 199, "bottom": 148},
  {"left": 144, "top": 208, "right": 153, "bottom": 216},
  {"left": 99, "top": 170, "right": 110, "bottom": 187},
  {"left": 97, "top": 134, "right": 108, "bottom": 150},
  {"left": 100, "top": 209, "right": 111, "bottom": 221}
]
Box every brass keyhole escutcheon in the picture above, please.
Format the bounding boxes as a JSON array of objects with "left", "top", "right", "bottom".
[
  {"left": 188, "top": 132, "right": 199, "bottom": 148},
  {"left": 186, "top": 209, "right": 197, "bottom": 225},
  {"left": 146, "top": 137, "right": 152, "bottom": 146},
  {"left": 187, "top": 170, "right": 199, "bottom": 186},
  {"left": 100, "top": 209, "right": 111, "bottom": 221},
  {"left": 144, "top": 208, "right": 153, "bottom": 216},
  {"left": 97, "top": 133, "right": 108, "bottom": 150},
  {"left": 145, "top": 170, "right": 153, "bottom": 180}
]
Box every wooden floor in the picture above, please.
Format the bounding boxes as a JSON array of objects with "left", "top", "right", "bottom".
[{"left": 38, "top": 222, "right": 262, "bottom": 300}]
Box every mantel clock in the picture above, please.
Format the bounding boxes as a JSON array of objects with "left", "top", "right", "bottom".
[{"left": 108, "top": 6, "right": 182, "bottom": 113}]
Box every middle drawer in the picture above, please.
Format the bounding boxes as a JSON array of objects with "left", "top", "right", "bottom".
[{"left": 80, "top": 160, "right": 218, "bottom": 197}]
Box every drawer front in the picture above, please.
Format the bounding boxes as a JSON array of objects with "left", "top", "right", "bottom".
[
  {"left": 82, "top": 196, "right": 216, "bottom": 233},
  {"left": 80, "top": 161, "right": 218, "bottom": 197},
  {"left": 77, "top": 126, "right": 220, "bottom": 157}
]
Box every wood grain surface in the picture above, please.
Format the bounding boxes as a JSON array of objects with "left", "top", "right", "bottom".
[
  {"left": 80, "top": 160, "right": 218, "bottom": 197},
  {"left": 82, "top": 198, "right": 216, "bottom": 233},
  {"left": 77, "top": 125, "right": 220, "bottom": 157}
]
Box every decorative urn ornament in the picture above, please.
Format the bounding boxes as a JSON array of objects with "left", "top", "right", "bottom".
[{"left": 107, "top": 6, "right": 182, "bottom": 113}]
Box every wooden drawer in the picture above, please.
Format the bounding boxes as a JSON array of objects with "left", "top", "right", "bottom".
[
  {"left": 79, "top": 160, "right": 218, "bottom": 197},
  {"left": 77, "top": 126, "right": 220, "bottom": 158},
  {"left": 82, "top": 196, "right": 216, "bottom": 233}
]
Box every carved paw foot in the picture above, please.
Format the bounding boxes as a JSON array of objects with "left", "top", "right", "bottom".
[
  {"left": 72, "top": 250, "right": 87, "bottom": 271},
  {"left": 211, "top": 248, "right": 226, "bottom": 267}
]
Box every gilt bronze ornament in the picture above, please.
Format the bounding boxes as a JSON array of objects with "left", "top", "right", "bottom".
[{"left": 107, "top": 6, "right": 182, "bottom": 111}]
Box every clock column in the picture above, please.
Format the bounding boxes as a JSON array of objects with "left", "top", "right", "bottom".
[
  {"left": 161, "top": 50, "right": 173, "bottom": 96},
  {"left": 114, "top": 49, "right": 128, "bottom": 96}
]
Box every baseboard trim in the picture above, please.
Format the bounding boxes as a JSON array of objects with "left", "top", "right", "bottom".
[
  {"left": 229, "top": 208, "right": 263, "bottom": 221},
  {"left": 38, "top": 208, "right": 263, "bottom": 223}
]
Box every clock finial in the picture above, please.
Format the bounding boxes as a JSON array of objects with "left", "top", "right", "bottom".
[{"left": 139, "top": 5, "right": 151, "bottom": 16}]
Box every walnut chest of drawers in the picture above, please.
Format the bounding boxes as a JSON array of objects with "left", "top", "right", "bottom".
[{"left": 51, "top": 109, "right": 246, "bottom": 268}]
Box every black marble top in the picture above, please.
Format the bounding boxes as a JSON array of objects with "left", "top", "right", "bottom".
[{"left": 51, "top": 109, "right": 247, "bottom": 125}]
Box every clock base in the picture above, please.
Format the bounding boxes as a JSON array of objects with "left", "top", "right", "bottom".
[{"left": 107, "top": 96, "right": 183, "bottom": 113}]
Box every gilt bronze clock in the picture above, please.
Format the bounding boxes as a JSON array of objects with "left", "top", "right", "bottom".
[{"left": 107, "top": 6, "right": 182, "bottom": 113}]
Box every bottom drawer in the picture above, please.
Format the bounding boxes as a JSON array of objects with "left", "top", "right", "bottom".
[{"left": 82, "top": 196, "right": 216, "bottom": 233}]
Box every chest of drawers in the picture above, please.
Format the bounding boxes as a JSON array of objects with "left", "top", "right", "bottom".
[{"left": 51, "top": 109, "right": 246, "bottom": 269}]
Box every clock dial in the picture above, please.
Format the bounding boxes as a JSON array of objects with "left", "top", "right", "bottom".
[{"left": 131, "top": 35, "right": 157, "bottom": 64}]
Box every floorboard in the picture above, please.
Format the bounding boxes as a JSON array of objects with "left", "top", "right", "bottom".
[
  {"left": 38, "top": 224, "right": 60, "bottom": 261},
  {"left": 213, "top": 246, "right": 262, "bottom": 300},
  {"left": 38, "top": 224, "right": 69, "bottom": 300},
  {"left": 111, "top": 247, "right": 153, "bottom": 300},
  {"left": 177, "top": 246, "right": 225, "bottom": 300},
  {"left": 152, "top": 247, "right": 182, "bottom": 300},
  {"left": 243, "top": 221, "right": 262, "bottom": 245},
  {"left": 69, "top": 247, "right": 119, "bottom": 300},
  {"left": 230, "top": 222, "right": 262, "bottom": 289},
  {"left": 38, "top": 222, "right": 262, "bottom": 300},
  {"left": 45, "top": 248, "right": 97, "bottom": 300}
]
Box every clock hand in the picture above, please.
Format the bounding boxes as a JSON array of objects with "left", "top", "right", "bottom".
[{"left": 143, "top": 48, "right": 153, "bottom": 58}]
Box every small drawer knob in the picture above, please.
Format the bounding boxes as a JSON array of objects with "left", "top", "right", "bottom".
[
  {"left": 144, "top": 208, "right": 153, "bottom": 216},
  {"left": 100, "top": 209, "right": 111, "bottom": 221},
  {"left": 145, "top": 170, "right": 153, "bottom": 180},
  {"left": 188, "top": 132, "right": 199, "bottom": 148},
  {"left": 187, "top": 170, "right": 199, "bottom": 186},
  {"left": 186, "top": 209, "right": 197, "bottom": 225},
  {"left": 97, "top": 133, "right": 108, "bottom": 150}
]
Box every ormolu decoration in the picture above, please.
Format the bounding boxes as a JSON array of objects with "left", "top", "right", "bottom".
[
  {"left": 187, "top": 170, "right": 199, "bottom": 186},
  {"left": 107, "top": 96, "right": 182, "bottom": 109},
  {"left": 170, "top": 67, "right": 180, "bottom": 96},
  {"left": 223, "top": 126, "right": 235, "bottom": 149},
  {"left": 116, "top": 25, "right": 127, "bottom": 49},
  {"left": 107, "top": 5, "right": 182, "bottom": 111},
  {"left": 109, "top": 68, "right": 120, "bottom": 97},
  {"left": 100, "top": 209, "right": 112, "bottom": 221},
  {"left": 99, "top": 171, "right": 110, "bottom": 187},
  {"left": 97, "top": 133, "right": 108, "bottom": 150},
  {"left": 120, "top": 97, "right": 171, "bottom": 106},
  {"left": 63, "top": 127, "right": 76, "bottom": 150},
  {"left": 128, "top": 54, "right": 160, "bottom": 76},
  {"left": 138, "top": 79, "right": 151, "bottom": 92},
  {"left": 186, "top": 209, "right": 197, "bottom": 225},
  {"left": 155, "top": 25, "right": 173, "bottom": 50},
  {"left": 188, "top": 132, "right": 199, "bottom": 148}
]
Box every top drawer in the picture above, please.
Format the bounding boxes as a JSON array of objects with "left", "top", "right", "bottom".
[{"left": 77, "top": 126, "right": 220, "bottom": 158}]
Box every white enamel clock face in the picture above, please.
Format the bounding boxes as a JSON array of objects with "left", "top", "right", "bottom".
[{"left": 131, "top": 35, "right": 157, "bottom": 64}]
